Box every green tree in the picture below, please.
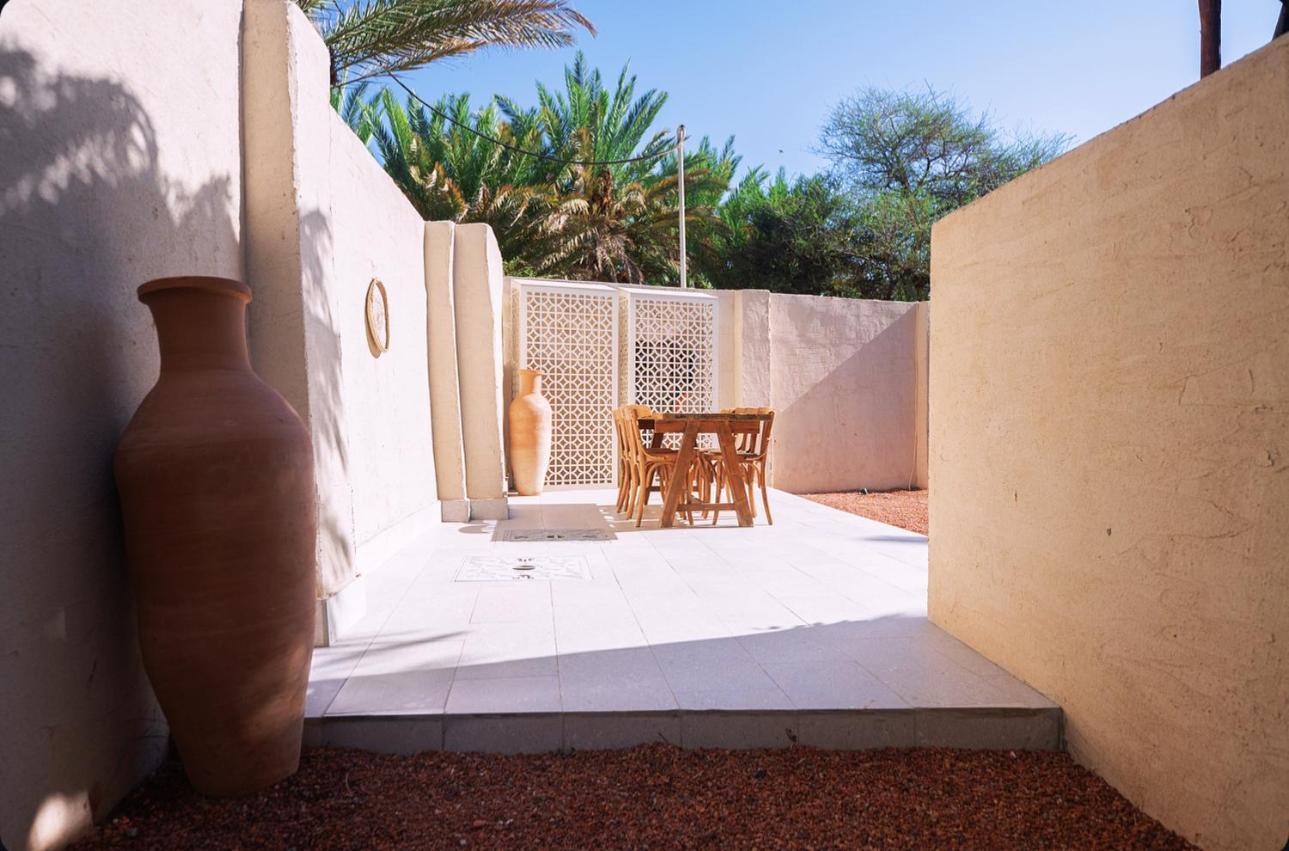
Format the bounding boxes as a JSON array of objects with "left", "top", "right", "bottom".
[
  {"left": 351, "top": 53, "right": 737, "bottom": 283},
  {"left": 817, "top": 86, "right": 1069, "bottom": 299},
  {"left": 294, "top": 0, "right": 594, "bottom": 86},
  {"left": 697, "top": 168, "right": 862, "bottom": 296}
]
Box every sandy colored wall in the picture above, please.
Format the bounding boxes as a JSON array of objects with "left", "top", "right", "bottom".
[
  {"left": 452, "top": 224, "right": 509, "bottom": 516},
  {"left": 766, "top": 293, "right": 923, "bottom": 493},
  {"left": 928, "top": 38, "right": 1289, "bottom": 851},
  {"left": 0, "top": 2, "right": 246, "bottom": 848},
  {"left": 426, "top": 221, "right": 468, "bottom": 519}
]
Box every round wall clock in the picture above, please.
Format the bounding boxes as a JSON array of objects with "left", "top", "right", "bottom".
[{"left": 365, "top": 278, "right": 390, "bottom": 355}]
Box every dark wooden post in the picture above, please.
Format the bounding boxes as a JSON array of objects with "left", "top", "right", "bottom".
[
  {"left": 1276, "top": 0, "right": 1288, "bottom": 39},
  {"left": 1199, "top": 0, "right": 1222, "bottom": 77}
]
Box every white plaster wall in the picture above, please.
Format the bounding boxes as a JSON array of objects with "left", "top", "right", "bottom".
[
  {"left": 425, "top": 221, "right": 468, "bottom": 518},
  {"left": 244, "top": 0, "right": 440, "bottom": 607},
  {"left": 452, "top": 224, "right": 509, "bottom": 511},
  {"left": 766, "top": 293, "right": 923, "bottom": 493},
  {"left": 0, "top": 2, "right": 245, "bottom": 848},
  {"left": 243, "top": 0, "right": 358, "bottom": 601},
  {"left": 326, "top": 111, "right": 439, "bottom": 569}
]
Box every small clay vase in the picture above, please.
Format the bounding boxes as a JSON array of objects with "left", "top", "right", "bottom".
[
  {"left": 508, "top": 368, "right": 552, "bottom": 495},
  {"left": 114, "top": 276, "right": 316, "bottom": 796}
]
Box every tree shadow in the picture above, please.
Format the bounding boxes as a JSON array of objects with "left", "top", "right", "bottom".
[{"left": 0, "top": 47, "right": 240, "bottom": 850}]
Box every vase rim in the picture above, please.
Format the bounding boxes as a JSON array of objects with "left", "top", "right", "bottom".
[
  {"left": 138, "top": 276, "right": 252, "bottom": 305},
  {"left": 518, "top": 367, "right": 545, "bottom": 376}
]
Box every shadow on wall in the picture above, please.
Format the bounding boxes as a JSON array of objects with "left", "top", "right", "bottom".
[
  {"left": 0, "top": 49, "right": 238, "bottom": 850},
  {"left": 774, "top": 308, "right": 920, "bottom": 493},
  {"left": 295, "top": 207, "right": 355, "bottom": 594}
]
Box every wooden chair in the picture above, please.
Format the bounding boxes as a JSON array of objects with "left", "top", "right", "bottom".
[
  {"left": 620, "top": 405, "right": 705, "bottom": 527},
  {"left": 613, "top": 405, "right": 652, "bottom": 520},
  {"left": 711, "top": 407, "right": 775, "bottom": 525}
]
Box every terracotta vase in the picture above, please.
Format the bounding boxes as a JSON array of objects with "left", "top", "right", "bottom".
[
  {"left": 508, "top": 368, "right": 552, "bottom": 495},
  {"left": 114, "top": 276, "right": 316, "bottom": 796}
]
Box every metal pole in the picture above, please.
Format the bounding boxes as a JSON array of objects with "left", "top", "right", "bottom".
[{"left": 677, "top": 124, "right": 687, "bottom": 288}]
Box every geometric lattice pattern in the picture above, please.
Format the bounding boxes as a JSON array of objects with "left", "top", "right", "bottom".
[
  {"left": 518, "top": 283, "right": 619, "bottom": 486},
  {"left": 624, "top": 291, "right": 718, "bottom": 444}
]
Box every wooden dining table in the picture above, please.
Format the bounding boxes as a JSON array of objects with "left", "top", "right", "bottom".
[{"left": 637, "top": 412, "right": 771, "bottom": 528}]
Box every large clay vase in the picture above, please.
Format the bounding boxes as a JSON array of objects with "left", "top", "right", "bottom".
[
  {"left": 114, "top": 276, "right": 316, "bottom": 796},
  {"left": 508, "top": 368, "right": 552, "bottom": 495}
]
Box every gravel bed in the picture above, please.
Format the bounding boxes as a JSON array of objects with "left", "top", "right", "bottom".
[
  {"left": 75, "top": 745, "right": 1192, "bottom": 850},
  {"left": 803, "top": 489, "right": 928, "bottom": 535}
]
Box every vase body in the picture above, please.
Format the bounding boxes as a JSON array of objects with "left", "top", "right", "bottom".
[
  {"left": 114, "top": 276, "right": 316, "bottom": 796},
  {"left": 509, "top": 368, "right": 552, "bottom": 495}
]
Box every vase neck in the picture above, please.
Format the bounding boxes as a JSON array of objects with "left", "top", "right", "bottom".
[
  {"left": 519, "top": 371, "right": 542, "bottom": 395},
  {"left": 141, "top": 279, "right": 251, "bottom": 373}
]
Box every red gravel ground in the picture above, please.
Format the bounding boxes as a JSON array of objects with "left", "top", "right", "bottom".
[
  {"left": 804, "top": 489, "right": 928, "bottom": 535},
  {"left": 75, "top": 745, "right": 1192, "bottom": 850}
]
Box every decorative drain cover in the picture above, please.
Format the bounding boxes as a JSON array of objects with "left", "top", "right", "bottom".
[
  {"left": 454, "top": 555, "right": 592, "bottom": 582},
  {"left": 496, "top": 528, "right": 614, "bottom": 542}
]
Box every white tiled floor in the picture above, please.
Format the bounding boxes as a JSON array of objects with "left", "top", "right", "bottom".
[{"left": 306, "top": 488, "right": 1059, "bottom": 752}]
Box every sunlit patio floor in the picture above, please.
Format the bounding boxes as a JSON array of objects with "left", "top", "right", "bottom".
[{"left": 306, "top": 488, "right": 1059, "bottom": 753}]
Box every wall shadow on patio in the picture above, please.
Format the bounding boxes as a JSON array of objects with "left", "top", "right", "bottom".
[
  {"left": 306, "top": 611, "right": 1058, "bottom": 750},
  {"left": 0, "top": 47, "right": 244, "bottom": 850}
]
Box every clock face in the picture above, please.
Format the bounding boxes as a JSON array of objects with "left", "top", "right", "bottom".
[{"left": 366, "top": 279, "right": 390, "bottom": 354}]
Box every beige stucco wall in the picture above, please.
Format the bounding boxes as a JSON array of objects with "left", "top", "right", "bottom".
[
  {"left": 244, "top": 0, "right": 440, "bottom": 613},
  {"left": 452, "top": 224, "right": 509, "bottom": 515},
  {"left": 326, "top": 110, "right": 439, "bottom": 571},
  {"left": 766, "top": 293, "right": 924, "bottom": 493},
  {"left": 928, "top": 37, "right": 1289, "bottom": 851},
  {"left": 425, "top": 221, "right": 468, "bottom": 519},
  {"left": 243, "top": 0, "right": 357, "bottom": 601},
  {"left": 0, "top": 2, "right": 246, "bottom": 848}
]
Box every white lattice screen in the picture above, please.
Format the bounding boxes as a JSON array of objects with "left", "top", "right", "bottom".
[
  {"left": 623, "top": 288, "right": 719, "bottom": 422},
  {"left": 516, "top": 282, "right": 619, "bottom": 486}
]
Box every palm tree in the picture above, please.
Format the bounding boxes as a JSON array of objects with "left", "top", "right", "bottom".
[
  {"left": 500, "top": 53, "right": 735, "bottom": 283},
  {"left": 362, "top": 89, "right": 552, "bottom": 267},
  {"left": 293, "top": 0, "right": 595, "bottom": 87},
  {"left": 346, "top": 53, "right": 738, "bottom": 282}
]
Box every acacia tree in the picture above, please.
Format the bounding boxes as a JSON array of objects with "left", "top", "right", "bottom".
[{"left": 818, "top": 86, "right": 1068, "bottom": 299}]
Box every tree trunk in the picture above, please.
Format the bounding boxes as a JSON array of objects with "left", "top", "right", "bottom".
[{"left": 1199, "top": 0, "right": 1222, "bottom": 77}]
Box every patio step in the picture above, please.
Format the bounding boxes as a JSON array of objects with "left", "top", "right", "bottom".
[{"left": 304, "top": 706, "right": 1062, "bottom": 754}]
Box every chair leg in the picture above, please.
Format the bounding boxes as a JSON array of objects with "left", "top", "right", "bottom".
[
  {"left": 746, "top": 466, "right": 757, "bottom": 519},
  {"left": 758, "top": 463, "right": 773, "bottom": 525},
  {"left": 622, "top": 467, "right": 636, "bottom": 517},
  {"left": 635, "top": 466, "right": 655, "bottom": 527}
]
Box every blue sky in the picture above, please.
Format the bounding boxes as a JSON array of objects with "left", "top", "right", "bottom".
[{"left": 404, "top": 1, "right": 1279, "bottom": 178}]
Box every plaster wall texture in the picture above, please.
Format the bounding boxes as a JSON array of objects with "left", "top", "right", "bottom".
[
  {"left": 928, "top": 37, "right": 1289, "bottom": 851},
  {"left": 913, "top": 301, "right": 930, "bottom": 489},
  {"left": 244, "top": 0, "right": 440, "bottom": 607},
  {"left": 425, "top": 221, "right": 468, "bottom": 517},
  {"left": 766, "top": 293, "right": 923, "bottom": 493},
  {"left": 452, "top": 224, "right": 509, "bottom": 506},
  {"left": 325, "top": 110, "right": 439, "bottom": 571},
  {"left": 242, "top": 0, "right": 357, "bottom": 600},
  {"left": 0, "top": 1, "right": 245, "bottom": 848}
]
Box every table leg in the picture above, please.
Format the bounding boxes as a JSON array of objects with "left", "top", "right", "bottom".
[
  {"left": 716, "top": 422, "right": 754, "bottom": 527},
  {"left": 659, "top": 422, "right": 699, "bottom": 528}
]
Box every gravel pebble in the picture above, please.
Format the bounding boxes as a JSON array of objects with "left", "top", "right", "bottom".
[
  {"left": 803, "top": 489, "right": 928, "bottom": 535},
  {"left": 74, "top": 745, "right": 1193, "bottom": 850}
]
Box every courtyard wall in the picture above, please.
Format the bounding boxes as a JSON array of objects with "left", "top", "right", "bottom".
[
  {"left": 928, "top": 36, "right": 1289, "bottom": 851},
  {"left": 0, "top": 2, "right": 246, "bottom": 848}
]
